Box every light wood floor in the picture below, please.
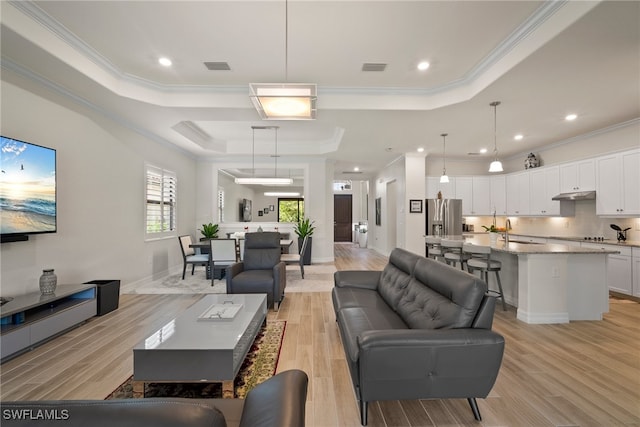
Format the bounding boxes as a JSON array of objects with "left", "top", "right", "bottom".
[{"left": 1, "top": 243, "right": 639, "bottom": 427}]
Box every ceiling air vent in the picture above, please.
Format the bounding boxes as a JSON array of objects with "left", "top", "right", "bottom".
[
  {"left": 342, "top": 171, "right": 363, "bottom": 174},
  {"left": 362, "top": 63, "right": 387, "bottom": 72},
  {"left": 204, "top": 61, "right": 231, "bottom": 71}
]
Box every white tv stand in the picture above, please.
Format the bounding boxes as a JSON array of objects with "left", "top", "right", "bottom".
[{"left": 0, "top": 284, "right": 97, "bottom": 362}]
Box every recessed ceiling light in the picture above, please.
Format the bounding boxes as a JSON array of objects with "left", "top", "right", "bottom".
[
  {"left": 354, "top": 167, "right": 360, "bottom": 172},
  {"left": 417, "top": 61, "right": 430, "bottom": 71},
  {"left": 514, "top": 134, "right": 523, "bottom": 141},
  {"left": 417, "top": 147, "right": 424, "bottom": 152},
  {"left": 565, "top": 113, "right": 577, "bottom": 121},
  {"left": 480, "top": 148, "right": 488, "bottom": 154},
  {"left": 158, "top": 57, "right": 172, "bottom": 67}
]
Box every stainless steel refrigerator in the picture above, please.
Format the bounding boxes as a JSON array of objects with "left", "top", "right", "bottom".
[{"left": 426, "top": 198, "right": 463, "bottom": 237}]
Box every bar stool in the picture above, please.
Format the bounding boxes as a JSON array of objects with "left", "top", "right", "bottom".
[
  {"left": 425, "top": 236, "right": 443, "bottom": 261},
  {"left": 463, "top": 243, "right": 507, "bottom": 311},
  {"left": 440, "top": 239, "right": 470, "bottom": 270}
]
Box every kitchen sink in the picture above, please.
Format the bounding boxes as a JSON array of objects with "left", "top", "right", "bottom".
[{"left": 507, "top": 240, "right": 542, "bottom": 245}]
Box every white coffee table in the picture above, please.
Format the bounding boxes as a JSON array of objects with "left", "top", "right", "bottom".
[{"left": 132, "top": 294, "right": 267, "bottom": 398}]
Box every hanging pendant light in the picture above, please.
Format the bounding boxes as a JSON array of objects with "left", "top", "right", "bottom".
[
  {"left": 488, "top": 101, "right": 504, "bottom": 172},
  {"left": 440, "top": 133, "right": 449, "bottom": 183},
  {"left": 235, "top": 126, "right": 293, "bottom": 185}
]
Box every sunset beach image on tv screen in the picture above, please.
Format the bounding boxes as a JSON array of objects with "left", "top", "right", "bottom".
[{"left": 0, "top": 136, "right": 56, "bottom": 235}]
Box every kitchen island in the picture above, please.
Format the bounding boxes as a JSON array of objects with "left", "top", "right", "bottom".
[{"left": 428, "top": 234, "right": 619, "bottom": 324}]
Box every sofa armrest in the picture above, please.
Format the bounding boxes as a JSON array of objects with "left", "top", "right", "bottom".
[
  {"left": 273, "top": 261, "right": 286, "bottom": 294},
  {"left": 226, "top": 262, "right": 245, "bottom": 291},
  {"left": 356, "top": 329, "right": 504, "bottom": 399},
  {"left": 239, "top": 370, "right": 308, "bottom": 427},
  {"left": 334, "top": 270, "right": 381, "bottom": 290}
]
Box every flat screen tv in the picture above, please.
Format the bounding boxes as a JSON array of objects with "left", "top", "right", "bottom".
[{"left": 0, "top": 136, "right": 57, "bottom": 242}]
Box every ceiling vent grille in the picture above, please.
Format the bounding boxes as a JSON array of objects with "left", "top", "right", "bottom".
[
  {"left": 204, "top": 61, "right": 231, "bottom": 71},
  {"left": 342, "top": 171, "right": 363, "bottom": 174},
  {"left": 362, "top": 63, "right": 387, "bottom": 72}
]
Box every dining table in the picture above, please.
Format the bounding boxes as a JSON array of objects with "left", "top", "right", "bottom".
[{"left": 189, "top": 239, "right": 294, "bottom": 279}]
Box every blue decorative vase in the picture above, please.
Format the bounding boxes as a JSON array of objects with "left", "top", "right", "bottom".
[{"left": 39, "top": 269, "right": 57, "bottom": 295}]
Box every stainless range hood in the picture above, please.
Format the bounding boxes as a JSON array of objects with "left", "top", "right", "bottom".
[{"left": 552, "top": 190, "right": 596, "bottom": 201}]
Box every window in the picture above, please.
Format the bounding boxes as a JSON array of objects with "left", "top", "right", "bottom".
[
  {"left": 145, "top": 164, "right": 176, "bottom": 238},
  {"left": 278, "top": 198, "right": 304, "bottom": 222}
]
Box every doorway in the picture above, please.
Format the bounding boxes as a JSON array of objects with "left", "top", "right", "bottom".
[
  {"left": 386, "top": 180, "right": 397, "bottom": 253},
  {"left": 334, "top": 194, "right": 353, "bottom": 242}
]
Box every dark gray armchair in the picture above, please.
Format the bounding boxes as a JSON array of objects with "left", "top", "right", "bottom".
[{"left": 226, "top": 232, "right": 286, "bottom": 310}]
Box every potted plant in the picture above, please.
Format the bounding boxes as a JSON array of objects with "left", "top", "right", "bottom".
[
  {"left": 294, "top": 218, "right": 315, "bottom": 265},
  {"left": 482, "top": 224, "right": 505, "bottom": 245},
  {"left": 358, "top": 226, "right": 368, "bottom": 248},
  {"left": 200, "top": 223, "right": 219, "bottom": 239}
]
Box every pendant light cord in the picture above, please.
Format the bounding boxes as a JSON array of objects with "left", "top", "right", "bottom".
[
  {"left": 441, "top": 133, "right": 447, "bottom": 174},
  {"left": 491, "top": 101, "right": 501, "bottom": 160},
  {"left": 285, "top": 0, "right": 288, "bottom": 82}
]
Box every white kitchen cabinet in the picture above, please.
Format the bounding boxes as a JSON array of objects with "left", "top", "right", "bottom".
[
  {"left": 426, "top": 176, "right": 456, "bottom": 200},
  {"left": 529, "top": 166, "right": 574, "bottom": 216},
  {"left": 633, "top": 248, "right": 640, "bottom": 297},
  {"left": 456, "top": 176, "right": 491, "bottom": 216},
  {"left": 506, "top": 172, "right": 530, "bottom": 216},
  {"left": 472, "top": 176, "right": 492, "bottom": 215},
  {"left": 582, "top": 242, "right": 632, "bottom": 295},
  {"left": 559, "top": 159, "right": 596, "bottom": 193},
  {"left": 490, "top": 175, "right": 507, "bottom": 216},
  {"left": 455, "top": 177, "right": 473, "bottom": 215},
  {"left": 596, "top": 149, "right": 640, "bottom": 216}
]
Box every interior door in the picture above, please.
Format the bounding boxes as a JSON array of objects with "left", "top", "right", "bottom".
[{"left": 334, "top": 195, "right": 353, "bottom": 242}]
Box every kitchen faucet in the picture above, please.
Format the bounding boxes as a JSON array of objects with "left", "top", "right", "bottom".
[{"left": 504, "top": 219, "right": 511, "bottom": 244}]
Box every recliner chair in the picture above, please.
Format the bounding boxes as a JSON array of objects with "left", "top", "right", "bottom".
[{"left": 226, "top": 232, "right": 286, "bottom": 310}]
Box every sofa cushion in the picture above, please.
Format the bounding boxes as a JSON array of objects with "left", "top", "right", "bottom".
[
  {"left": 332, "top": 287, "right": 388, "bottom": 313},
  {"left": 337, "top": 306, "right": 407, "bottom": 363},
  {"left": 377, "top": 248, "right": 419, "bottom": 311},
  {"left": 396, "top": 258, "right": 487, "bottom": 329}
]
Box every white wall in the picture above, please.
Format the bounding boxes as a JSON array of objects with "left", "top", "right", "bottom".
[{"left": 0, "top": 81, "right": 198, "bottom": 296}]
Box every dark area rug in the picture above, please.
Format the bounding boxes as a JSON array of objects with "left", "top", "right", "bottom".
[{"left": 106, "top": 320, "right": 286, "bottom": 400}]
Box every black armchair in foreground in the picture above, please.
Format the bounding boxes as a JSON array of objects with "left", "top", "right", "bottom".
[{"left": 226, "top": 232, "right": 286, "bottom": 310}]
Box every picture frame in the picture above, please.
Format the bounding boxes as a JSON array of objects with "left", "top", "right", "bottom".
[
  {"left": 263, "top": 208, "right": 269, "bottom": 214},
  {"left": 269, "top": 205, "right": 275, "bottom": 211},
  {"left": 409, "top": 199, "right": 423, "bottom": 213},
  {"left": 375, "top": 197, "right": 381, "bottom": 226},
  {"left": 258, "top": 211, "right": 263, "bottom": 216}
]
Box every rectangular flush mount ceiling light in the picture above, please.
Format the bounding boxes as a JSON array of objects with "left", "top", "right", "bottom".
[
  {"left": 264, "top": 192, "right": 300, "bottom": 197},
  {"left": 235, "top": 177, "right": 293, "bottom": 185},
  {"left": 249, "top": 83, "right": 317, "bottom": 120}
]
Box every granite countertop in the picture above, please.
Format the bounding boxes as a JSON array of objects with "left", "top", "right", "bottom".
[{"left": 427, "top": 234, "right": 620, "bottom": 255}]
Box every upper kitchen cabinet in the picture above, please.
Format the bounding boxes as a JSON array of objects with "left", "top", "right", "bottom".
[
  {"left": 596, "top": 149, "right": 640, "bottom": 216},
  {"left": 530, "top": 166, "right": 574, "bottom": 216},
  {"left": 490, "top": 175, "right": 507, "bottom": 216},
  {"left": 506, "top": 171, "right": 530, "bottom": 216},
  {"left": 559, "top": 159, "right": 596, "bottom": 193},
  {"left": 455, "top": 177, "right": 491, "bottom": 216},
  {"left": 426, "top": 176, "right": 456, "bottom": 199}
]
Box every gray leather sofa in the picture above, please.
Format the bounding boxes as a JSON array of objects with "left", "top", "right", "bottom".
[
  {"left": 0, "top": 370, "right": 307, "bottom": 427},
  {"left": 332, "top": 248, "right": 505, "bottom": 425},
  {"left": 227, "top": 232, "right": 286, "bottom": 310}
]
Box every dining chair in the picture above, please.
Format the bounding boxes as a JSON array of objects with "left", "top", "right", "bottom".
[
  {"left": 209, "top": 238, "right": 238, "bottom": 286},
  {"left": 178, "top": 235, "right": 209, "bottom": 280},
  {"left": 281, "top": 235, "right": 309, "bottom": 279},
  {"left": 463, "top": 243, "right": 507, "bottom": 311},
  {"left": 238, "top": 238, "right": 245, "bottom": 261}
]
